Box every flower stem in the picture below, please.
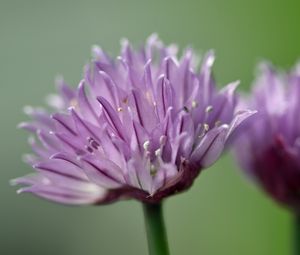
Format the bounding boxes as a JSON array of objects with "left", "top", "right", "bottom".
[
  {"left": 143, "top": 202, "right": 170, "bottom": 255},
  {"left": 294, "top": 214, "right": 300, "bottom": 254}
]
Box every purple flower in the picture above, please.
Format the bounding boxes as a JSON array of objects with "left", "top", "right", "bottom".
[
  {"left": 234, "top": 62, "right": 300, "bottom": 212},
  {"left": 12, "top": 35, "right": 254, "bottom": 205}
]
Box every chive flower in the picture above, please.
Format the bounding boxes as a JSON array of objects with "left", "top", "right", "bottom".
[
  {"left": 234, "top": 63, "right": 300, "bottom": 212},
  {"left": 12, "top": 35, "right": 253, "bottom": 205}
]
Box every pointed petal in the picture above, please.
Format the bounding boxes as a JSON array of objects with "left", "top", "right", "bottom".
[
  {"left": 80, "top": 154, "right": 125, "bottom": 189},
  {"left": 52, "top": 113, "right": 77, "bottom": 136},
  {"left": 33, "top": 159, "right": 87, "bottom": 181},
  {"left": 77, "top": 80, "right": 99, "bottom": 123},
  {"left": 226, "top": 110, "right": 257, "bottom": 139},
  {"left": 19, "top": 183, "right": 106, "bottom": 205},
  {"left": 97, "top": 97, "right": 127, "bottom": 141},
  {"left": 191, "top": 125, "right": 229, "bottom": 167}
]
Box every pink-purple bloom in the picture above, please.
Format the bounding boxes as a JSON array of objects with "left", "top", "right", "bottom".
[
  {"left": 12, "top": 35, "right": 254, "bottom": 205},
  {"left": 234, "top": 63, "right": 300, "bottom": 212}
]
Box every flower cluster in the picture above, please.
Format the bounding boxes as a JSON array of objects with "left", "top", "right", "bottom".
[
  {"left": 234, "top": 63, "right": 300, "bottom": 212},
  {"left": 12, "top": 35, "right": 253, "bottom": 205}
]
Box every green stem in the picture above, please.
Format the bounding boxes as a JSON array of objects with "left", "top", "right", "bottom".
[
  {"left": 143, "top": 203, "right": 170, "bottom": 255},
  {"left": 295, "top": 215, "right": 300, "bottom": 255}
]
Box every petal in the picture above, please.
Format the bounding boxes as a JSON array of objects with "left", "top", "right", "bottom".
[
  {"left": 70, "top": 108, "right": 102, "bottom": 142},
  {"left": 199, "top": 50, "right": 215, "bottom": 105},
  {"left": 23, "top": 106, "right": 54, "bottom": 130},
  {"left": 226, "top": 109, "right": 257, "bottom": 141},
  {"left": 11, "top": 174, "right": 106, "bottom": 205},
  {"left": 28, "top": 136, "right": 51, "bottom": 159},
  {"left": 130, "top": 89, "right": 158, "bottom": 131},
  {"left": 19, "top": 183, "right": 105, "bottom": 205},
  {"left": 18, "top": 122, "right": 38, "bottom": 133},
  {"left": 151, "top": 162, "right": 177, "bottom": 194},
  {"left": 33, "top": 159, "right": 87, "bottom": 181},
  {"left": 80, "top": 154, "right": 125, "bottom": 189},
  {"left": 37, "top": 130, "right": 61, "bottom": 151},
  {"left": 191, "top": 125, "right": 229, "bottom": 167},
  {"left": 97, "top": 96, "right": 128, "bottom": 141},
  {"left": 77, "top": 80, "right": 99, "bottom": 123},
  {"left": 55, "top": 76, "right": 76, "bottom": 103},
  {"left": 207, "top": 81, "right": 239, "bottom": 125},
  {"left": 52, "top": 113, "right": 77, "bottom": 136},
  {"left": 156, "top": 75, "right": 173, "bottom": 120}
]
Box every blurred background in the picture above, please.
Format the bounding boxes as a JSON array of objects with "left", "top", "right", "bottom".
[{"left": 1, "top": 0, "right": 299, "bottom": 254}]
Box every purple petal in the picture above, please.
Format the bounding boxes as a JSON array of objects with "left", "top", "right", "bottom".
[
  {"left": 191, "top": 125, "right": 229, "bottom": 167},
  {"left": 97, "top": 96, "right": 128, "bottom": 141},
  {"left": 80, "top": 154, "right": 125, "bottom": 189}
]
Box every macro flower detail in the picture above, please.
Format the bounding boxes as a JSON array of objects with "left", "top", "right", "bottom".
[
  {"left": 12, "top": 35, "right": 254, "bottom": 205},
  {"left": 234, "top": 63, "right": 300, "bottom": 212}
]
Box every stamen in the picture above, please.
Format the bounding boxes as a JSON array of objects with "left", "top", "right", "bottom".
[
  {"left": 143, "top": 140, "right": 150, "bottom": 151},
  {"left": 87, "top": 137, "right": 100, "bottom": 149},
  {"left": 159, "top": 135, "right": 167, "bottom": 145},
  {"left": 215, "top": 120, "right": 222, "bottom": 127},
  {"left": 203, "top": 123, "right": 209, "bottom": 131},
  {"left": 150, "top": 164, "right": 157, "bottom": 176},
  {"left": 198, "top": 123, "right": 210, "bottom": 139},
  {"left": 205, "top": 105, "right": 213, "bottom": 113},
  {"left": 155, "top": 148, "right": 161, "bottom": 157},
  {"left": 192, "top": 100, "right": 198, "bottom": 108}
]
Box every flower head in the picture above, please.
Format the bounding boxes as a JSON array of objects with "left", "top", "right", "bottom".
[
  {"left": 234, "top": 62, "right": 300, "bottom": 212},
  {"left": 13, "top": 35, "right": 253, "bottom": 205}
]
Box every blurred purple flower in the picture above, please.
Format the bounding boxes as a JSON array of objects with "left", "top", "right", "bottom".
[
  {"left": 234, "top": 63, "right": 300, "bottom": 212},
  {"left": 12, "top": 35, "right": 254, "bottom": 205}
]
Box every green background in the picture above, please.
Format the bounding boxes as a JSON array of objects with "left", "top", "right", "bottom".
[{"left": 1, "top": 0, "right": 299, "bottom": 254}]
